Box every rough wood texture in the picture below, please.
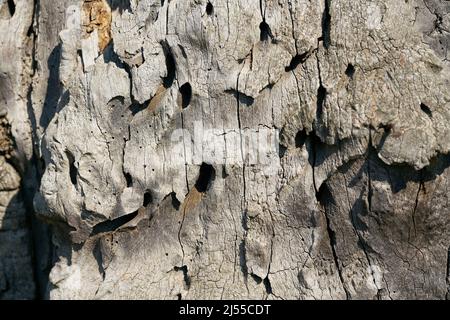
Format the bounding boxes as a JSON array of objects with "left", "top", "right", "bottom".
[{"left": 0, "top": 0, "right": 450, "bottom": 300}]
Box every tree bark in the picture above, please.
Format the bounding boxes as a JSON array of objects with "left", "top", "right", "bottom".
[{"left": 0, "top": 0, "right": 450, "bottom": 299}]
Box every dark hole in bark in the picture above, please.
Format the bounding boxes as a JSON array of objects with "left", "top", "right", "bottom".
[
  {"left": 285, "top": 51, "right": 310, "bottom": 72},
  {"left": 108, "top": 0, "right": 132, "bottom": 13},
  {"left": 38, "top": 158, "right": 46, "bottom": 172},
  {"left": 129, "top": 99, "right": 150, "bottom": 116},
  {"left": 321, "top": 0, "right": 331, "bottom": 48},
  {"left": 224, "top": 89, "right": 254, "bottom": 106},
  {"left": 206, "top": 2, "right": 213, "bottom": 15},
  {"left": 178, "top": 44, "right": 187, "bottom": 59},
  {"left": 179, "top": 82, "right": 192, "bottom": 109},
  {"left": 278, "top": 144, "right": 287, "bottom": 158},
  {"left": 124, "top": 172, "right": 133, "bottom": 187},
  {"left": 143, "top": 191, "right": 153, "bottom": 207},
  {"left": 379, "top": 123, "right": 393, "bottom": 134},
  {"left": 107, "top": 96, "right": 125, "bottom": 108},
  {"left": 317, "top": 84, "right": 327, "bottom": 118},
  {"left": 345, "top": 63, "right": 355, "bottom": 78},
  {"left": 66, "top": 151, "right": 77, "bottom": 186},
  {"left": 7, "top": 0, "right": 15, "bottom": 17},
  {"left": 263, "top": 277, "right": 273, "bottom": 294},
  {"left": 259, "top": 21, "right": 272, "bottom": 42},
  {"left": 238, "top": 240, "right": 248, "bottom": 278},
  {"left": 161, "top": 41, "right": 176, "bottom": 88},
  {"left": 221, "top": 165, "right": 229, "bottom": 178},
  {"left": 93, "top": 241, "right": 106, "bottom": 279},
  {"left": 307, "top": 130, "right": 323, "bottom": 168},
  {"left": 91, "top": 211, "right": 139, "bottom": 235},
  {"left": 195, "top": 163, "right": 215, "bottom": 192},
  {"left": 316, "top": 182, "right": 332, "bottom": 207},
  {"left": 27, "top": 23, "right": 34, "bottom": 37},
  {"left": 171, "top": 192, "right": 181, "bottom": 210},
  {"left": 251, "top": 274, "right": 263, "bottom": 284},
  {"left": 420, "top": 103, "right": 432, "bottom": 118},
  {"left": 174, "top": 265, "right": 191, "bottom": 289},
  {"left": 295, "top": 129, "right": 308, "bottom": 148},
  {"left": 238, "top": 92, "right": 254, "bottom": 106}
]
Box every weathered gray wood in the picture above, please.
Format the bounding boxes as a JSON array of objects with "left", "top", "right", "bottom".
[{"left": 0, "top": 0, "right": 450, "bottom": 299}]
